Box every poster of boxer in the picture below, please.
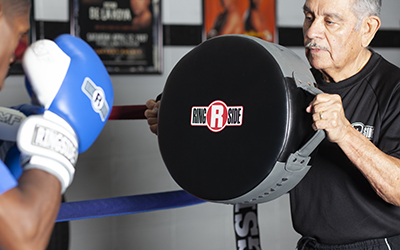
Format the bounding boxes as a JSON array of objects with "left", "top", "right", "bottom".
[
  {"left": 204, "top": 0, "right": 276, "bottom": 42},
  {"left": 72, "top": 0, "right": 162, "bottom": 74}
]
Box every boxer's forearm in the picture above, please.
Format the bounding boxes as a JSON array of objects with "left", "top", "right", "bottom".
[{"left": 0, "top": 169, "right": 61, "bottom": 250}]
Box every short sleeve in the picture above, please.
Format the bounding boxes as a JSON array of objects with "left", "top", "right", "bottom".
[
  {"left": 0, "top": 160, "right": 17, "bottom": 196},
  {"left": 378, "top": 86, "right": 400, "bottom": 158}
]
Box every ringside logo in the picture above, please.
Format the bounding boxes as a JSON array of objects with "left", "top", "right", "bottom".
[{"left": 191, "top": 100, "right": 243, "bottom": 132}]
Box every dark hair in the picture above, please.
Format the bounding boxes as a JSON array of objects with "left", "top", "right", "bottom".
[{"left": 0, "top": 0, "right": 31, "bottom": 19}]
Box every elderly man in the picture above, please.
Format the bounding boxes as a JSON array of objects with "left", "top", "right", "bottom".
[
  {"left": 291, "top": 0, "right": 400, "bottom": 249},
  {"left": 146, "top": 0, "right": 400, "bottom": 249}
]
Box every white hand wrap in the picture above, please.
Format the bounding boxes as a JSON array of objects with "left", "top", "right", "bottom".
[{"left": 17, "top": 111, "right": 78, "bottom": 193}]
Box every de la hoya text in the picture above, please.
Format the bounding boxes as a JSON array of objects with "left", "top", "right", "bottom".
[{"left": 88, "top": 1, "right": 133, "bottom": 22}]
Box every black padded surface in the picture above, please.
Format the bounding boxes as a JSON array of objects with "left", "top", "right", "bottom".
[{"left": 158, "top": 36, "right": 292, "bottom": 201}]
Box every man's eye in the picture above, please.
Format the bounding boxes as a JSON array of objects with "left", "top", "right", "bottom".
[{"left": 304, "top": 15, "right": 314, "bottom": 21}]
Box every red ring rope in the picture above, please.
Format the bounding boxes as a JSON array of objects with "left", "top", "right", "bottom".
[{"left": 108, "top": 105, "right": 147, "bottom": 120}]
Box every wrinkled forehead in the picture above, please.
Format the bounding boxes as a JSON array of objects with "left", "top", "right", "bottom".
[
  {"left": 303, "top": 0, "right": 355, "bottom": 13},
  {"left": 303, "top": 0, "right": 357, "bottom": 20}
]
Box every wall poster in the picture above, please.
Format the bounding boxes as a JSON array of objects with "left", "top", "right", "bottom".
[
  {"left": 72, "top": 0, "right": 162, "bottom": 74},
  {"left": 204, "top": 0, "right": 276, "bottom": 42}
]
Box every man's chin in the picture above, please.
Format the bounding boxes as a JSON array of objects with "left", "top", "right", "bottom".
[{"left": 307, "top": 56, "right": 327, "bottom": 70}]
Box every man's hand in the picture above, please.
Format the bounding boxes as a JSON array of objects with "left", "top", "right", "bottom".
[
  {"left": 306, "top": 93, "right": 400, "bottom": 206},
  {"left": 144, "top": 99, "right": 160, "bottom": 135},
  {"left": 306, "top": 93, "right": 353, "bottom": 144}
]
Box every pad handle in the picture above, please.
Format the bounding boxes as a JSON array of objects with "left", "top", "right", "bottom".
[
  {"left": 293, "top": 71, "right": 323, "bottom": 96},
  {"left": 284, "top": 71, "right": 326, "bottom": 172}
]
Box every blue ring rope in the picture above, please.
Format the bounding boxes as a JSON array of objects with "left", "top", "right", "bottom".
[
  {"left": 56, "top": 190, "right": 206, "bottom": 222},
  {"left": 57, "top": 107, "right": 207, "bottom": 222}
]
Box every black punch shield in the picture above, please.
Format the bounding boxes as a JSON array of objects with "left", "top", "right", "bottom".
[{"left": 158, "top": 35, "right": 319, "bottom": 204}]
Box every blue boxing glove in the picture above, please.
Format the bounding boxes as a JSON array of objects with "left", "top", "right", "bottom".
[
  {"left": 11, "top": 104, "right": 44, "bottom": 117},
  {"left": 19, "top": 34, "right": 114, "bottom": 193}
]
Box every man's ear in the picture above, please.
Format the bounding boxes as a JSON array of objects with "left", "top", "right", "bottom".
[{"left": 361, "top": 15, "right": 381, "bottom": 48}]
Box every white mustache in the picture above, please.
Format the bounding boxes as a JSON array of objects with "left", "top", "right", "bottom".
[{"left": 305, "top": 42, "right": 328, "bottom": 51}]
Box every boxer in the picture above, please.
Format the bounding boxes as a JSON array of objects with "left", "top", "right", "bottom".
[{"left": 0, "top": 1, "right": 113, "bottom": 248}]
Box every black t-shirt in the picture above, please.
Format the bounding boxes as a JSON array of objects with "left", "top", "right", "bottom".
[{"left": 290, "top": 51, "right": 400, "bottom": 245}]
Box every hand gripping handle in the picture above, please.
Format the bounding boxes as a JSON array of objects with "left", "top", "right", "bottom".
[{"left": 284, "top": 71, "right": 326, "bottom": 172}]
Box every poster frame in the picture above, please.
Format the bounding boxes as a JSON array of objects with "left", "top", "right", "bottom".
[
  {"left": 71, "top": 0, "right": 163, "bottom": 75},
  {"left": 203, "top": 0, "right": 276, "bottom": 43}
]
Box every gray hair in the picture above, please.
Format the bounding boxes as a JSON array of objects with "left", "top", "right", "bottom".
[{"left": 352, "top": 0, "right": 381, "bottom": 30}]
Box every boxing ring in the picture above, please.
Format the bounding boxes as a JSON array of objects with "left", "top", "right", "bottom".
[
  {"left": 56, "top": 104, "right": 262, "bottom": 249},
  {"left": 56, "top": 105, "right": 206, "bottom": 223},
  {"left": 55, "top": 34, "right": 323, "bottom": 249}
]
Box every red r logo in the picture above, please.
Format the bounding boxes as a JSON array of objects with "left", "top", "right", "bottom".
[
  {"left": 207, "top": 100, "right": 228, "bottom": 132},
  {"left": 191, "top": 100, "right": 243, "bottom": 133}
]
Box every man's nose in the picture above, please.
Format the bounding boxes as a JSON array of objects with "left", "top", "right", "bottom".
[{"left": 304, "top": 19, "right": 325, "bottom": 40}]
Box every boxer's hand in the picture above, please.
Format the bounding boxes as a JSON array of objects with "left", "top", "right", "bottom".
[
  {"left": 19, "top": 35, "right": 114, "bottom": 193},
  {"left": 145, "top": 99, "right": 159, "bottom": 135},
  {"left": 306, "top": 93, "right": 352, "bottom": 144}
]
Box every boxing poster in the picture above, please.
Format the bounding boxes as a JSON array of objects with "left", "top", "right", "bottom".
[
  {"left": 204, "top": 0, "right": 276, "bottom": 42},
  {"left": 72, "top": 0, "right": 162, "bottom": 74}
]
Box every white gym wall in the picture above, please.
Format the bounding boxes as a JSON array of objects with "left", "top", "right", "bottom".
[{"left": 1, "top": 0, "right": 399, "bottom": 249}]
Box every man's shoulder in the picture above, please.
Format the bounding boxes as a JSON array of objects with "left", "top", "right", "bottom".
[
  {"left": 371, "top": 51, "right": 400, "bottom": 76},
  {"left": 364, "top": 51, "right": 400, "bottom": 108},
  {"left": 367, "top": 51, "right": 400, "bottom": 87}
]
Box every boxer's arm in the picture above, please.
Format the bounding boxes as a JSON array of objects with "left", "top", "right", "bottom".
[
  {"left": 0, "top": 169, "right": 61, "bottom": 250},
  {"left": 0, "top": 109, "right": 60, "bottom": 250}
]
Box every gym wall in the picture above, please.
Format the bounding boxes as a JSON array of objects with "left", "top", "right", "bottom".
[{"left": 1, "top": 0, "right": 399, "bottom": 249}]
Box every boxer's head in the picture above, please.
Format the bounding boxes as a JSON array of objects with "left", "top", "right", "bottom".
[
  {"left": 219, "top": 0, "right": 235, "bottom": 9},
  {"left": 249, "top": 0, "right": 263, "bottom": 9},
  {"left": 302, "top": 0, "right": 381, "bottom": 82},
  {"left": 130, "top": 0, "right": 150, "bottom": 16},
  {"left": 0, "top": 0, "right": 30, "bottom": 90}
]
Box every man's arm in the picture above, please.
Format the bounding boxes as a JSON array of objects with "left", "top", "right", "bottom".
[
  {"left": 337, "top": 124, "right": 400, "bottom": 206},
  {"left": 0, "top": 169, "right": 61, "bottom": 250},
  {"left": 308, "top": 93, "right": 400, "bottom": 206}
]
